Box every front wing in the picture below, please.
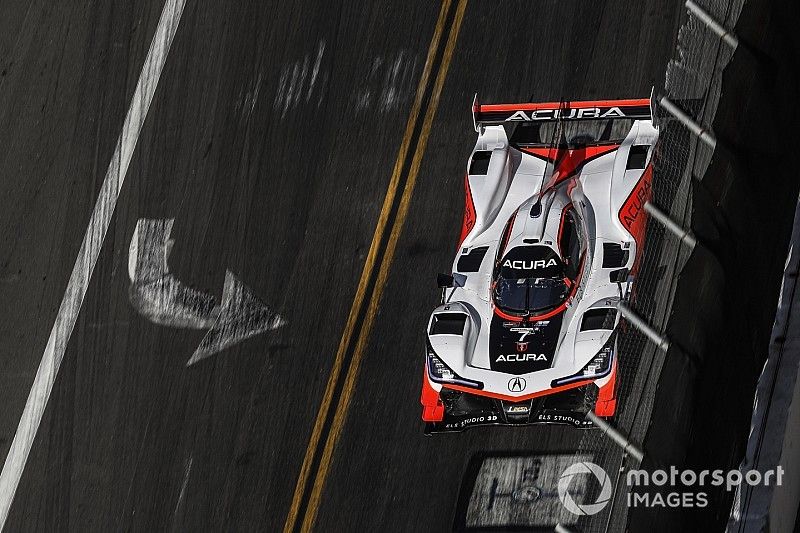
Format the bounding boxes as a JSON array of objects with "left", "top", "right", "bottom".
[{"left": 424, "top": 384, "right": 599, "bottom": 435}]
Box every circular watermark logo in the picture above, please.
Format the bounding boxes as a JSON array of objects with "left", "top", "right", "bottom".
[{"left": 558, "top": 461, "right": 613, "bottom": 516}]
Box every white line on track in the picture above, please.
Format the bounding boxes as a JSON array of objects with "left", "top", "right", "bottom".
[{"left": 0, "top": 0, "right": 187, "bottom": 528}]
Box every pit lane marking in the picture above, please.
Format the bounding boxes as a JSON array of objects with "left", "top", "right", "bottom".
[{"left": 0, "top": 0, "right": 187, "bottom": 527}]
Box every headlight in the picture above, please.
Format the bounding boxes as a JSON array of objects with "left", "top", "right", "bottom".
[
  {"left": 551, "top": 334, "right": 615, "bottom": 387},
  {"left": 426, "top": 343, "right": 483, "bottom": 389}
]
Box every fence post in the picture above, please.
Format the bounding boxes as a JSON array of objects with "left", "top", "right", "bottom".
[
  {"left": 618, "top": 302, "right": 670, "bottom": 353},
  {"left": 586, "top": 412, "right": 645, "bottom": 463},
  {"left": 685, "top": 0, "right": 739, "bottom": 50},
  {"left": 644, "top": 202, "right": 698, "bottom": 251},
  {"left": 658, "top": 96, "right": 717, "bottom": 150}
]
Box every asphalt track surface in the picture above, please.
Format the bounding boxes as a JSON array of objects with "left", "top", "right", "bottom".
[{"left": 0, "top": 1, "right": 683, "bottom": 531}]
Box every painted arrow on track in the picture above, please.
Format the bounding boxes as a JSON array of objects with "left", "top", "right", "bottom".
[{"left": 127, "top": 218, "right": 285, "bottom": 366}]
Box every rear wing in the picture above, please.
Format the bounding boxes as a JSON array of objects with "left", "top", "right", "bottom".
[{"left": 471, "top": 94, "right": 655, "bottom": 132}]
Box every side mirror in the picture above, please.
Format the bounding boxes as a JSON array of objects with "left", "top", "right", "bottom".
[
  {"left": 610, "top": 268, "right": 629, "bottom": 283},
  {"left": 437, "top": 273, "right": 455, "bottom": 288}
]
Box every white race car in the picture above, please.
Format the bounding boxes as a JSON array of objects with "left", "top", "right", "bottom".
[{"left": 421, "top": 97, "right": 657, "bottom": 433}]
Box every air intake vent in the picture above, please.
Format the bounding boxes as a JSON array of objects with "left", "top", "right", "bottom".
[
  {"left": 580, "top": 308, "right": 617, "bottom": 331},
  {"left": 602, "top": 243, "right": 629, "bottom": 268},
  {"left": 430, "top": 313, "right": 467, "bottom": 335},
  {"left": 469, "top": 151, "right": 492, "bottom": 175},
  {"left": 530, "top": 201, "right": 542, "bottom": 218},
  {"left": 626, "top": 145, "right": 649, "bottom": 170},
  {"left": 457, "top": 246, "right": 489, "bottom": 272}
]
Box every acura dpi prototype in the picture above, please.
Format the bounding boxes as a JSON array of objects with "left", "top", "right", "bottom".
[{"left": 421, "top": 97, "right": 657, "bottom": 433}]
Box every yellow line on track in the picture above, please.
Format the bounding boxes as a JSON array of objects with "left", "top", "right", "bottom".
[
  {"left": 299, "top": 1, "right": 468, "bottom": 531},
  {"left": 281, "top": 2, "right": 457, "bottom": 532}
]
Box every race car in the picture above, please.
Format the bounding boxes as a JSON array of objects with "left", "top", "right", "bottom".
[{"left": 421, "top": 96, "right": 657, "bottom": 433}]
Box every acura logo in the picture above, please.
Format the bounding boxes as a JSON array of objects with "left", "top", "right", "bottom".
[
  {"left": 508, "top": 377, "right": 526, "bottom": 392},
  {"left": 497, "top": 353, "right": 547, "bottom": 362},
  {"left": 505, "top": 107, "right": 627, "bottom": 122},
  {"left": 503, "top": 258, "right": 558, "bottom": 270},
  {"left": 516, "top": 341, "right": 528, "bottom": 352}
]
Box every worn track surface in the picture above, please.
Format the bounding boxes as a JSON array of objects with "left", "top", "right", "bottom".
[{"left": 0, "top": 1, "right": 683, "bottom": 530}]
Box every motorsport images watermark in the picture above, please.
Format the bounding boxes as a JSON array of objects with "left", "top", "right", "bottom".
[{"left": 557, "top": 461, "right": 785, "bottom": 514}]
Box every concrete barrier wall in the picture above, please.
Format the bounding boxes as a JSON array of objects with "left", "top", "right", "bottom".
[
  {"left": 728, "top": 197, "right": 800, "bottom": 532},
  {"left": 627, "top": 0, "right": 800, "bottom": 530}
]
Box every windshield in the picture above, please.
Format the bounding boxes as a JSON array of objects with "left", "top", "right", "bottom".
[{"left": 494, "top": 277, "right": 569, "bottom": 314}]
